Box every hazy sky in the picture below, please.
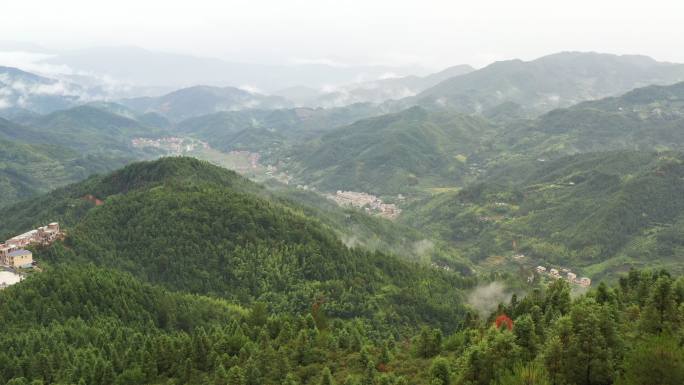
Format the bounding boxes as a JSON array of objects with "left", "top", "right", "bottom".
[{"left": 3, "top": 0, "right": 684, "bottom": 69}]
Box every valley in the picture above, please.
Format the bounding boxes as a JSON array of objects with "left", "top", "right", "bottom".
[{"left": 0, "top": 45, "right": 683, "bottom": 385}]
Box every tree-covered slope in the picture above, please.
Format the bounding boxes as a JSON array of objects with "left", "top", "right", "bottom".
[
  {"left": 0, "top": 125, "right": 133, "bottom": 208},
  {"left": 291, "top": 107, "right": 497, "bottom": 195},
  {"left": 403, "top": 151, "right": 684, "bottom": 278},
  {"left": 0, "top": 139, "right": 130, "bottom": 207},
  {"left": 174, "top": 103, "right": 382, "bottom": 153},
  {"left": 0, "top": 157, "right": 261, "bottom": 236},
  {"left": 501, "top": 82, "right": 684, "bottom": 157},
  {"left": 19, "top": 105, "right": 167, "bottom": 153},
  {"left": 5, "top": 157, "right": 473, "bottom": 330},
  {"left": 0, "top": 105, "right": 168, "bottom": 207},
  {"left": 1, "top": 258, "right": 682, "bottom": 385}
]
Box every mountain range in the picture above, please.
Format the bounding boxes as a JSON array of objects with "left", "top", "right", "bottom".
[
  {"left": 278, "top": 64, "right": 475, "bottom": 107},
  {"left": 0, "top": 48, "right": 683, "bottom": 385},
  {"left": 38, "top": 46, "right": 428, "bottom": 91},
  {"left": 120, "top": 86, "right": 295, "bottom": 121},
  {"left": 413, "top": 52, "right": 684, "bottom": 116}
]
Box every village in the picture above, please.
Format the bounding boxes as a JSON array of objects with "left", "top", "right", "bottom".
[
  {"left": 0, "top": 223, "right": 62, "bottom": 289},
  {"left": 327, "top": 190, "right": 402, "bottom": 219},
  {"left": 131, "top": 137, "right": 210, "bottom": 154},
  {"left": 535, "top": 264, "right": 591, "bottom": 287}
]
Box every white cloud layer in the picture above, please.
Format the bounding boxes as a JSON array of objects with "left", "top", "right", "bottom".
[{"left": 2, "top": 0, "right": 684, "bottom": 69}]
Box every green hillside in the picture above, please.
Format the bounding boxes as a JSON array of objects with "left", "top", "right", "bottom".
[
  {"left": 402, "top": 151, "right": 684, "bottom": 278},
  {"left": 174, "top": 104, "right": 381, "bottom": 155},
  {"left": 0, "top": 106, "right": 167, "bottom": 207},
  {"left": 291, "top": 107, "right": 497, "bottom": 195},
  {"left": 4, "top": 157, "right": 474, "bottom": 331},
  {"left": 266, "top": 181, "right": 472, "bottom": 274},
  {"left": 0, "top": 141, "right": 131, "bottom": 208},
  {"left": 501, "top": 82, "right": 684, "bottom": 157},
  {"left": 22, "top": 105, "right": 167, "bottom": 153},
  {"left": 1, "top": 256, "right": 681, "bottom": 385},
  {"left": 0, "top": 133, "right": 133, "bottom": 207}
]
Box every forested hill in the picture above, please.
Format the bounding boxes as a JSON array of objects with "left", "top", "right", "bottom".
[
  {"left": 402, "top": 151, "right": 684, "bottom": 278},
  {"left": 18, "top": 105, "right": 168, "bottom": 153},
  {"left": 0, "top": 116, "right": 135, "bottom": 207},
  {"left": 0, "top": 157, "right": 261, "bottom": 236},
  {"left": 292, "top": 107, "right": 497, "bottom": 194},
  {"left": 502, "top": 81, "right": 684, "bottom": 157},
  {"left": 4, "top": 157, "right": 474, "bottom": 331},
  {"left": 1, "top": 258, "right": 682, "bottom": 385}
]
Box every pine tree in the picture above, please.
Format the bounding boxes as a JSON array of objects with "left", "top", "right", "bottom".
[
  {"left": 566, "top": 302, "right": 614, "bottom": 385},
  {"left": 595, "top": 282, "right": 613, "bottom": 305},
  {"left": 283, "top": 373, "right": 300, "bottom": 385},
  {"left": 227, "top": 366, "right": 245, "bottom": 385},
  {"left": 362, "top": 362, "right": 376, "bottom": 385},
  {"left": 514, "top": 315, "right": 537, "bottom": 360},
  {"left": 640, "top": 276, "right": 678, "bottom": 334},
  {"left": 360, "top": 345, "right": 372, "bottom": 367},
  {"left": 429, "top": 357, "right": 451, "bottom": 385},
  {"left": 320, "top": 367, "right": 335, "bottom": 385},
  {"left": 619, "top": 335, "right": 684, "bottom": 385},
  {"left": 343, "top": 375, "right": 360, "bottom": 385},
  {"left": 379, "top": 341, "right": 392, "bottom": 365},
  {"left": 214, "top": 365, "right": 230, "bottom": 385}
]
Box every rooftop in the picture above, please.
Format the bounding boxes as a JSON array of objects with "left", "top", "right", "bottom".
[{"left": 7, "top": 249, "right": 32, "bottom": 257}]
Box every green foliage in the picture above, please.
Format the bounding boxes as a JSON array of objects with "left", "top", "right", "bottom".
[
  {"left": 493, "top": 362, "right": 550, "bottom": 385},
  {"left": 403, "top": 150, "right": 684, "bottom": 276},
  {"left": 174, "top": 103, "right": 379, "bottom": 153},
  {"left": 429, "top": 357, "right": 451, "bottom": 385},
  {"left": 414, "top": 327, "right": 443, "bottom": 358},
  {"left": 294, "top": 106, "right": 497, "bottom": 194},
  {"left": 0, "top": 135, "right": 132, "bottom": 208},
  {"left": 5, "top": 157, "right": 472, "bottom": 331},
  {"left": 617, "top": 335, "right": 684, "bottom": 385},
  {"left": 0, "top": 104, "right": 171, "bottom": 207},
  {"left": 320, "top": 367, "right": 335, "bottom": 385},
  {"left": 0, "top": 251, "right": 681, "bottom": 385}
]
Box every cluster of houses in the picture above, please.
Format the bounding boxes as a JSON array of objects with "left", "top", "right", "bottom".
[
  {"left": 227, "top": 151, "right": 261, "bottom": 170},
  {"left": 131, "top": 137, "right": 209, "bottom": 154},
  {"left": 430, "top": 262, "right": 453, "bottom": 272},
  {"left": 0, "top": 223, "right": 61, "bottom": 269},
  {"left": 329, "top": 190, "right": 402, "bottom": 219},
  {"left": 536, "top": 265, "right": 591, "bottom": 287}
]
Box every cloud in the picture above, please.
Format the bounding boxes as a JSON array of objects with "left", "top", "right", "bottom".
[
  {"left": 288, "top": 57, "right": 351, "bottom": 68},
  {"left": 0, "top": 70, "right": 94, "bottom": 110},
  {"left": 238, "top": 84, "right": 263, "bottom": 94},
  {"left": 378, "top": 72, "right": 400, "bottom": 80},
  {"left": 467, "top": 281, "right": 513, "bottom": 318},
  {"left": 412, "top": 239, "right": 434, "bottom": 256},
  {"left": 341, "top": 234, "right": 361, "bottom": 248},
  {"left": 0, "top": 51, "right": 73, "bottom": 76},
  {"left": 0, "top": 50, "right": 149, "bottom": 100}
]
